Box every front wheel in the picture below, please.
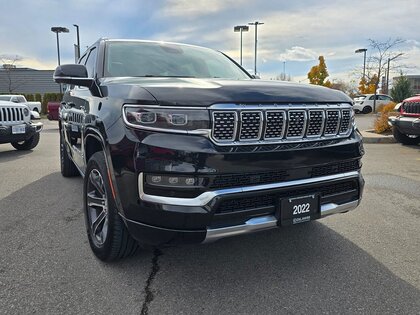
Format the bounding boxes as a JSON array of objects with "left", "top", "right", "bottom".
[
  {"left": 393, "top": 126, "right": 420, "bottom": 145},
  {"left": 84, "top": 152, "right": 139, "bottom": 261},
  {"left": 362, "top": 106, "right": 372, "bottom": 114},
  {"left": 11, "top": 133, "right": 40, "bottom": 150}
]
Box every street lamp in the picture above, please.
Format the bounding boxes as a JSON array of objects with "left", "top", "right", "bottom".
[
  {"left": 248, "top": 21, "right": 264, "bottom": 75},
  {"left": 355, "top": 48, "right": 367, "bottom": 80},
  {"left": 386, "top": 53, "right": 403, "bottom": 94},
  {"left": 73, "top": 24, "right": 81, "bottom": 62},
  {"left": 233, "top": 25, "right": 249, "bottom": 66},
  {"left": 51, "top": 26, "right": 69, "bottom": 94}
]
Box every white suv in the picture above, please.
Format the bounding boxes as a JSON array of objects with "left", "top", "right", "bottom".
[{"left": 353, "top": 94, "right": 393, "bottom": 114}]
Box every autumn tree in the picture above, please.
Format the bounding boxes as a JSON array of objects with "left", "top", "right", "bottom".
[
  {"left": 307, "top": 56, "right": 332, "bottom": 87},
  {"left": 358, "top": 75, "right": 378, "bottom": 94}
]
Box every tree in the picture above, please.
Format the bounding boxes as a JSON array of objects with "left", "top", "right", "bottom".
[
  {"left": 0, "top": 54, "right": 27, "bottom": 93},
  {"left": 358, "top": 75, "right": 378, "bottom": 94},
  {"left": 390, "top": 74, "right": 413, "bottom": 103},
  {"left": 330, "top": 79, "right": 358, "bottom": 98},
  {"left": 307, "top": 56, "right": 332, "bottom": 87},
  {"left": 362, "top": 38, "right": 405, "bottom": 111}
]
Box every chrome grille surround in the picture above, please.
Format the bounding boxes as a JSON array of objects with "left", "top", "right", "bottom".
[{"left": 210, "top": 103, "right": 353, "bottom": 146}]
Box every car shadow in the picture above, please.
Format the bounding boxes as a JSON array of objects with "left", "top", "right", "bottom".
[
  {"left": 1, "top": 172, "right": 419, "bottom": 314},
  {"left": 0, "top": 147, "right": 34, "bottom": 161}
]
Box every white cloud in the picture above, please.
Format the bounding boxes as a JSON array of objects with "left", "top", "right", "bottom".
[{"left": 278, "top": 46, "right": 318, "bottom": 61}]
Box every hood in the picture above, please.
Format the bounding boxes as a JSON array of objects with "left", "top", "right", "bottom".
[
  {"left": 102, "top": 77, "right": 352, "bottom": 106},
  {"left": 0, "top": 100, "right": 28, "bottom": 108}
]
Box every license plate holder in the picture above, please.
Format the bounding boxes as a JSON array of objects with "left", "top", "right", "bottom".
[
  {"left": 12, "top": 124, "right": 26, "bottom": 134},
  {"left": 280, "top": 194, "right": 320, "bottom": 226}
]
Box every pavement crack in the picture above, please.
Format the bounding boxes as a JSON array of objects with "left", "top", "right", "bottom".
[{"left": 140, "top": 248, "right": 162, "bottom": 315}]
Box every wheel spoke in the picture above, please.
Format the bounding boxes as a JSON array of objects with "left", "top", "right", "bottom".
[
  {"left": 87, "top": 192, "right": 106, "bottom": 209},
  {"left": 89, "top": 171, "right": 105, "bottom": 195},
  {"left": 92, "top": 210, "right": 107, "bottom": 237}
]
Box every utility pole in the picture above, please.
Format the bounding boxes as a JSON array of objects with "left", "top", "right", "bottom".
[
  {"left": 386, "top": 53, "right": 403, "bottom": 94},
  {"left": 248, "top": 21, "right": 264, "bottom": 75},
  {"left": 73, "top": 24, "right": 81, "bottom": 61},
  {"left": 355, "top": 48, "right": 367, "bottom": 80},
  {"left": 51, "top": 26, "right": 69, "bottom": 93}
]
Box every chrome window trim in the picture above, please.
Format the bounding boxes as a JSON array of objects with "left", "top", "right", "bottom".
[{"left": 138, "top": 170, "right": 360, "bottom": 207}]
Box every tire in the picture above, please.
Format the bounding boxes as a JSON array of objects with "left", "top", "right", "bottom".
[
  {"left": 60, "top": 131, "right": 79, "bottom": 177},
  {"left": 393, "top": 126, "right": 420, "bottom": 145},
  {"left": 362, "top": 106, "right": 372, "bottom": 114},
  {"left": 11, "top": 132, "right": 40, "bottom": 150},
  {"left": 84, "top": 151, "right": 139, "bottom": 261}
]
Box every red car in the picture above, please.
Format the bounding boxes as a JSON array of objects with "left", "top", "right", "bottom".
[
  {"left": 389, "top": 95, "right": 420, "bottom": 145},
  {"left": 47, "top": 102, "right": 60, "bottom": 120}
]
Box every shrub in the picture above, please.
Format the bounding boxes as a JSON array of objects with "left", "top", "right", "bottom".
[{"left": 374, "top": 102, "right": 396, "bottom": 133}]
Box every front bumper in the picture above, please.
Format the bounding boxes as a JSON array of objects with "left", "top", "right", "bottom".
[
  {"left": 0, "top": 122, "right": 43, "bottom": 144},
  {"left": 389, "top": 116, "right": 420, "bottom": 135},
  {"left": 121, "top": 170, "right": 364, "bottom": 245}
]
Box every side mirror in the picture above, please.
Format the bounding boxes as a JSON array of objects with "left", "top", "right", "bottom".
[{"left": 53, "top": 64, "right": 102, "bottom": 97}]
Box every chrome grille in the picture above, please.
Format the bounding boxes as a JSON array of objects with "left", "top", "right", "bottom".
[
  {"left": 0, "top": 107, "right": 25, "bottom": 123},
  {"left": 210, "top": 104, "right": 353, "bottom": 145}
]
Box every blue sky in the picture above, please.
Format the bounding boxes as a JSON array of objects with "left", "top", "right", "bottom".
[{"left": 1, "top": 0, "right": 419, "bottom": 83}]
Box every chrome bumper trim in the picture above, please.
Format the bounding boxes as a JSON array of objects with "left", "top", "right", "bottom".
[
  {"left": 138, "top": 171, "right": 360, "bottom": 207},
  {"left": 203, "top": 199, "right": 360, "bottom": 243}
]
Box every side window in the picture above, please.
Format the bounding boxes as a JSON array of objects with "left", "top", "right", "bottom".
[
  {"left": 18, "top": 96, "right": 26, "bottom": 103},
  {"left": 78, "top": 54, "right": 87, "bottom": 65},
  {"left": 84, "top": 48, "right": 97, "bottom": 78},
  {"left": 369, "top": 95, "right": 375, "bottom": 100},
  {"left": 11, "top": 97, "right": 18, "bottom": 103}
]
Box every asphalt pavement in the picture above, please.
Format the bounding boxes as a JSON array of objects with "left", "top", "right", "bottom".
[{"left": 0, "top": 120, "right": 419, "bottom": 314}]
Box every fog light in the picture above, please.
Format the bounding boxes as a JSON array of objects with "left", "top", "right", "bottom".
[
  {"left": 151, "top": 176, "right": 162, "bottom": 183},
  {"left": 168, "top": 177, "right": 179, "bottom": 184}
]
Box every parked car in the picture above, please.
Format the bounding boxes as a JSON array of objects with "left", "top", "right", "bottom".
[
  {"left": 0, "top": 94, "right": 42, "bottom": 113},
  {"left": 47, "top": 102, "right": 60, "bottom": 120},
  {"left": 353, "top": 94, "right": 393, "bottom": 114},
  {"left": 0, "top": 100, "right": 43, "bottom": 150},
  {"left": 388, "top": 95, "right": 420, "bottom": 145},
  {"left": 54, "top": 38, "right": 364, "bottom": 261}
]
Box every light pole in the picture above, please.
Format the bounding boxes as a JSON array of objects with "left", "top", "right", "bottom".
[
  {"left": 386, "top": 53, "right": 403, "bottom": 94},
  {"left": 233, "top": 25, "right": 249, "bottom": 66},
  {"left": 248, "top": 21, "right": 264, "bottom": 75},
  {"left": 73, "top": 24, "right": 81, "bottom": 62},
  {"left": 51, "top": 26, "right": 69, "bottom": 93},
  {"left": 283, "top": 61, "right": 286, "bottom": 80},
  {"left": 355, "top": 48, "right": 367, "bottom": 80}
]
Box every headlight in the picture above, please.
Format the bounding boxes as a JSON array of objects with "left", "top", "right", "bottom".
[
  {"left": 23, "top": 108, "right": 29, "bottom": 116},
  {"left": 123, "top": 105, "right": 210, "bottom": 133}
]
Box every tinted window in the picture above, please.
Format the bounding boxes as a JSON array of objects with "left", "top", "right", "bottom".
[
  {"left": 84, "top": 48, "right": 97, "bottom": 78},
  {"left": 104, "top": 41, "right": 250, "bottom": 80},
  {"left": 0, "top": 96, "right": 11, "bottom": 101},
  {"left": 369, "top": 95, "right": 375, "bottom": 100},
  {"left": 378, "top": 95, "right": 392, "bottom": 101}
]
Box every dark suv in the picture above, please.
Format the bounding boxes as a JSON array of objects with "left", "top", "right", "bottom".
[{"left": 54, "top": 39, "right": 364, "bottom": 261}]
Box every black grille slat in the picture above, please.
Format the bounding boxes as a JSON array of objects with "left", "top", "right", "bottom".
[
  {"left": 212, "top": 112, "right": 236, "bottom": 141},
  {"left": 265, "top": 111, "right": 285, "bottom": 139},
  {"left": 210, "top": 170, "right": 288, "bottom": 189},
  {"left": 340, "top": 110, "right": 351, "bottom": 133},
  {"left": 216, "top": 180, "right": 358, "bottom": 214},
  {"left": 307, "top": 110, "right": 324, "bottom": 136},
  {"left": 286, "top": 111, "right": 306, "bottom": 137},
  {"left": 403, "top": 102, "right": 420, "bottom": 114},
  {"left": 324, "top": 110, "right": 340, "bottom": 135},
  {"left": 239, "top": 112, "right": 262, "bottom": 140},
  {"left": 0, "top": 106, "right": 25, "bottom": 123}
]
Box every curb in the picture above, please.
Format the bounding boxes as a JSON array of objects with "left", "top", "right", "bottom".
[{"left": 360, "top": 130, "right": 396, "bottom": 144}]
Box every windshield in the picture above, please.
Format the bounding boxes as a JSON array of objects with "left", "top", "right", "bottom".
[
  {"left": 104, "top": 41, "right": 250, "bottom": 80},
  {"left": 0, "top": 96, "right": 11, "bottom": 101}
]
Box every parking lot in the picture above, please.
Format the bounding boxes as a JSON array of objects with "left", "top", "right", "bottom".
[{"left": 0, "top": 119, "right": 419, "bottom": 314}]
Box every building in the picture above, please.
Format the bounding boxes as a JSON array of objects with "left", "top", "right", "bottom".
[
  {"left": 393, "top": 75, "right": 420, "bottom": 95},
  {"left": 0, "top": 66, "right": 60, "bottom": 94}
]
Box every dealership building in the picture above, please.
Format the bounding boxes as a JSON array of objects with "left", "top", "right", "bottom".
[
  {"left": 0, "top": 65, "right": 59, "bottom": 94},
  {"left": 393, "top": 74, "right": 420, "bottom": 95}
]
